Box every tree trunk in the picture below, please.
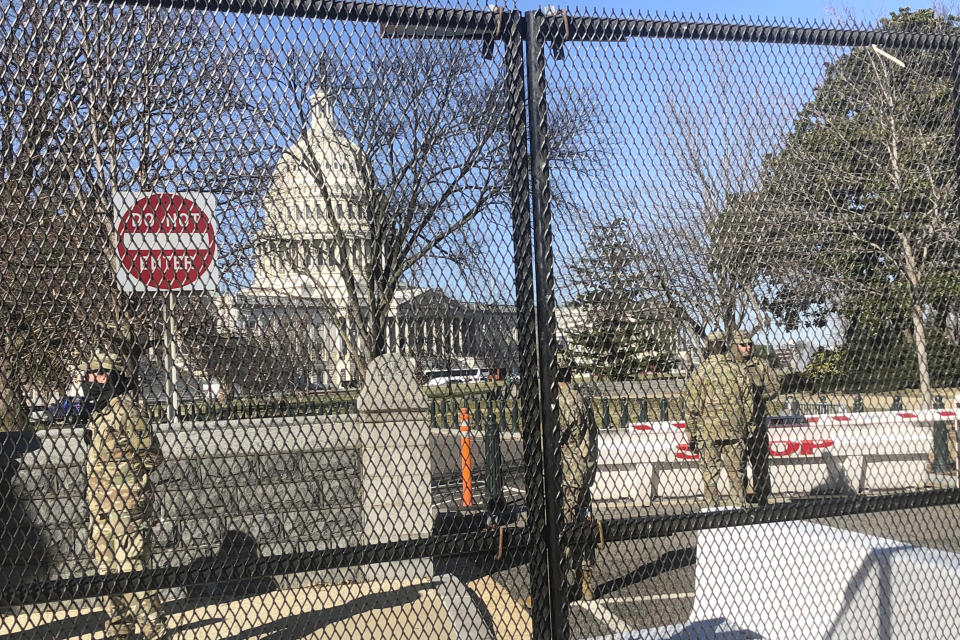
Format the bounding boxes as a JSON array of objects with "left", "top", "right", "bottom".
[
  {"left": 901, "top": 235, "right": 933, "bottom": 407},
  {"left": 911, "top": 300, "right": 933, "bottom": 407}
]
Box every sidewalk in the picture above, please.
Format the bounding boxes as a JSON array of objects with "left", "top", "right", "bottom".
[{"left": 0, "top": 575, "right": 530, "bottom": 640}]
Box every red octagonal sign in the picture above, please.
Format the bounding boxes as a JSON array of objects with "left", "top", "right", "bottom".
[{"left": 114, "top": 193, "right": 219, "bottom": 292}]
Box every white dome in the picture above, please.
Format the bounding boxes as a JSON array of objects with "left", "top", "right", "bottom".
[
  {"left": 251, "top": 90, "right": 374, "bottom": 302},
  {"left": 261, "top": 91, "right": 370, "bottom": 240}
]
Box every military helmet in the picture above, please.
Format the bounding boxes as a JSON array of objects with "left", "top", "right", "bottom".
[
  {"left": 706, "top": 330, "right": 725, "bottom": 343},
  {"left": 86, "top": 351, "right": 128, "bottom": 374},
  {"left": 730, "top": 330, "right": 753, "bottom": 345}
]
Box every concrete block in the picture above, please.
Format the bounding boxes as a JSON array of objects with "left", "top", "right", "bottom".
[
  {"left": 593, "top": 463, "right": 650, "bottom": 503},
  {"left": 770, "top": 455, "right": 858, "bottom": 495},
  {"left": 653, "top": 465, "right": 703, "bottom": 498},
  {"left": 152, "top": 458, "right": 204, "bottom": 489},
  {"left": 28, "top": 496, "right": 87, "bottom": 527},
  {"left": 237, "top": 482, "right": 308, "bottom": 513},
  {"left": 178, "top": 516, "right": 225, "bottom": 550},
  {"left": 362, "top": 473, "right": 430, "bottom": 509},
  {"left": 199, "top": 456, "right": 258, "bottom": 484},
  {"left": 687, "top": 521, "right": 960, "bottom": 640},
  {"left": 357, "top": 355, "right": 428, "bottom": 415},
  {"left": 861, "top": 455, "right": 927, "bottom": 491},
  {"left": 256, "top": 452, "right": 303, "bottom": 483},
  {"left": 54, "top": 465, "right": 86, "bottom": 498},
  {"left": 364, "top": 502, "right": 431, "bottom": 543},
  {"left": 321, "top": 476, "right": 361, "bottom": 506},
  {"left": 363, "top": 445, "right": 429, "bottom": 476},
  {"left": 223, "top": 513, "right": 285, "bottom": 544},
  {"left": 15, "top": 466, "right": 60, "bottom": 497},
  {"left": 300, "top": 450, "right": 361, "bottom": 477},
  {"left": 161, "top": 488, "right": 233, "bottom": 519}
]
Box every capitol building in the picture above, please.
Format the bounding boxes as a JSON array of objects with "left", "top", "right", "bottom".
[{"left": 226, "top": 92, "right": 516, "bottom": 388}]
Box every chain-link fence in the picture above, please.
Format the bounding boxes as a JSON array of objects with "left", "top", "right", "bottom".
[{"left": 2, "top": 1, "right": 960, "bottom": 639}]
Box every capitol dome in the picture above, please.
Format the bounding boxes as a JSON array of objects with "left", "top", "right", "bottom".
[{"left": 251, "top": 90, "right": 372, "bottom": 301}]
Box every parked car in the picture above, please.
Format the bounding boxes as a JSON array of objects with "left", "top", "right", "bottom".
[{"left": 43, "top": 396, "right": 90, "bottom": 424}]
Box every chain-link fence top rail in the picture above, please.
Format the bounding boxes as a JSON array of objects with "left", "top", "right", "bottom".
[{"left": 4, "top": 1, "right": 960, "bottom": 639}]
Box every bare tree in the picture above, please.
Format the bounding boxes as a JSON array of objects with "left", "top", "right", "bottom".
[
  {"left": 603, "top": 47, "right": 793, "bottom": 351},
  {"left": 1, "top": 0, "right": 274, "bottom": 396},
  {"left": 265, "top": 40, "right": 603, "bottom": 378}
]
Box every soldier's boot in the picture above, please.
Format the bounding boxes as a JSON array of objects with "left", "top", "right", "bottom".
[
  {"left": 580, "top": 567, "right": 596, "bottom": 601},
  {"left": 104, "top": 623, "right": 135, "bottom": 640},
  {"left": 104, "top": 601, "right": 135, "bottom": 639},
  {"left": 139, "top": 608, "right": 169, "bottom": 640}
]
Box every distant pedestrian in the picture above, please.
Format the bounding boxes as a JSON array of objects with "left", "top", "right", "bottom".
[
  {"left": 82, "top": 351, "right": 168, "bottom": 640},
  {"left": 731, "top": 331, "right": 780, "bottom": 505},
  {"left": 682, "top": 331, "right": 751, "bottom": 508},
  {"left": 556, "top": 355, "right": 599, "bottom": 601}
]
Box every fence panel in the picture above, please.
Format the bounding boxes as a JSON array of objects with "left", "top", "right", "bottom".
[
  {"left": 0, "top": 1, "right": 541, "bottom": 638},
  {"left": 537, "top": 8, "right": 960, "bottom": 638},
  {"left": 5, "top": 2, "right": 960, "bottom": 640}
]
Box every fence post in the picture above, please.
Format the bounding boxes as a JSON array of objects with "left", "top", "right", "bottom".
[
  {"left": 659, "top": 398, "right": 669, "bottom": 421},
  {"left": 620, "top": 401, "right": 630, "bottom": 429},
  {"left": 484, "top": 396, "right": 503, "bottom": 509},
  {"left": 933, "top": 395, "right": 950, "bottom": 473},
  {"left": 639, "top": 398, "right": 648, "bottom": 421},
  {"left": 818, "top": 395, "right": 828, "bottom": 413},
  {"left": 429, "top": 399, "right": 437, "bottom": 430},
  {"left": 891, "top": 395, "right": 903, "bottom": 411},
  {"left": 853, "top": 395, "right": 864, "bottom": 412},
  {"left": 523, "top": 10, "right": 569, "bottom": 639},
  {"left": 601, "top": 399, "right": 611, "bottom": 430}
]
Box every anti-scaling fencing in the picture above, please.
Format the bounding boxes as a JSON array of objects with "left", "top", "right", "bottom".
[{"left": 2, "top": 2, "right": 960, "bottom": 640}]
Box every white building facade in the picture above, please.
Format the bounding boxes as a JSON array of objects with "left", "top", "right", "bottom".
[{"left": 231, "top": 93, "right": 515, "bottom": 388}]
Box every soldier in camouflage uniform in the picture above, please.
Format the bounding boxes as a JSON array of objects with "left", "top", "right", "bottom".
[
  {"left": 556, "top": 356, "right": 599, "bottom": 601},
  {"left": 682, "top": 331, "right": 751, "bottom": 508},
  {"left": 82, "top": 351, "right": 168, "bottom": 640},
  {"left": 731, "top": 330, "right": 780, "bottom": 505}
]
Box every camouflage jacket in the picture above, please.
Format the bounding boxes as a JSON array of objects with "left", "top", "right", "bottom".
[
  {"left": 682, "top": 353, "right": 751, "bottom": 441},
  {"left": 741, "top": 357, "right": 780, "bottom": 433},
  {"left": 556, "top": 383, "right": 598, "bottom": 490},
  {"left": 86, "top": 393, "right": 163, "bottom": 516}
]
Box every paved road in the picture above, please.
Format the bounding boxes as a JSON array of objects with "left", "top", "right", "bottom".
[{"left": 432, "top": 481, "right": 960, "bottom": 639}]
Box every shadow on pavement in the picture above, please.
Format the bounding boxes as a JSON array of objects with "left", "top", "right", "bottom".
[
  {"left": 595, "top": 547, "right": 696, "bottom": 599},
  {"left": 218, "top": 584, "right": 430, "bottom": 640},
  {"left": 0, "top": 430, "right": 50, "bottom": 600},
  {"left": 431, "top": 510, "right": 528, "bottom": 583}
]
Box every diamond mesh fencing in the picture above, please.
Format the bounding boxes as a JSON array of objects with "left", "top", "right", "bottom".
[
  {"left": 2, "top": 2, "right": 960, "bottom": 639},
  {"left": 540, "top": 8, "right": 960, "bottom": 639}
]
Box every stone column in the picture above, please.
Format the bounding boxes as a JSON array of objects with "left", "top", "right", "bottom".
[{"left": 357, "top": 354, "right": 433, "bottom": 582}]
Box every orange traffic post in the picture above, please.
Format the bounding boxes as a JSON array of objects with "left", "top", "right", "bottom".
[{"left": 459, "top": 408, "right": 475, "bottom": 507}]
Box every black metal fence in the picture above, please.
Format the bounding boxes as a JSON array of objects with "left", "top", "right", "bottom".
[{"left": 3, "top": 1, "right": 960, "bottom": 639}]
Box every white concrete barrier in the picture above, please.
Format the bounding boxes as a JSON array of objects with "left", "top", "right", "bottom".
[
  {"left": 595, "top": 410, "right": 940, "bottom": 504},
  {"left": 606, "top": 521, "right": 960, "bottom": 640},
  {"left": 694, "top": 521, "right": 960, "bottom": 638}
]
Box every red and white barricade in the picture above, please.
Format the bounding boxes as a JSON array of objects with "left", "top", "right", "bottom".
[{"left": 594, "top": 409, "right": 949, "bottom": 504}]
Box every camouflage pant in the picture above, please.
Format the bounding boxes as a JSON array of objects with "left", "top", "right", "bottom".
[
  {"left": 562, "top": 485, "right": 595, "bottom": 599},
  {"left": 87, "top": 510, "right": 168, "bottom": 640},
  {"left": 745, "top": 427, "right": 772, "bottom": 504},
  {"left": 697, "top": 439, "right": 746, "bottom": 508}
]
